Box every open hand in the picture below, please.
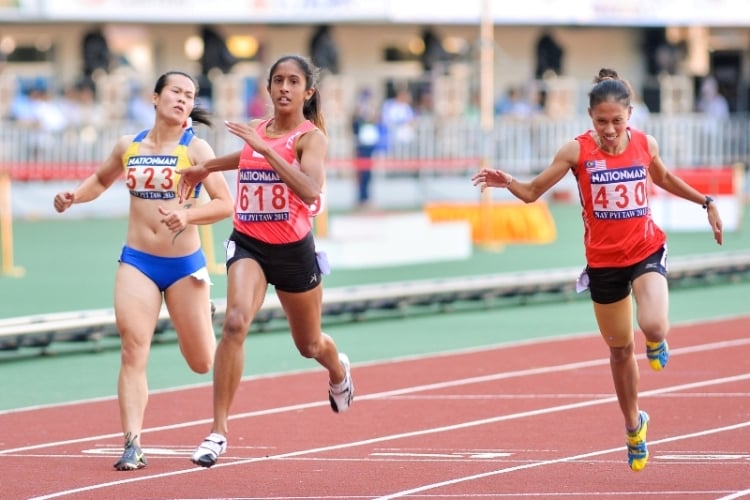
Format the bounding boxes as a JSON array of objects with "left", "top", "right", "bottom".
[{"left": 471, "top": 168, "right": 513, "bottom": 191}]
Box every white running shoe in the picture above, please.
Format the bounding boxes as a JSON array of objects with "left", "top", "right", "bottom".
[
  {"left": 191, "top": 432, "right": 227, "bottom": 468},
  {"left": 329, "top": 352, "right": 354, "bottom": 413}
]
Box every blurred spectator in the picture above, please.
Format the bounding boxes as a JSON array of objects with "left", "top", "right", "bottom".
[
  {"left": 127, "top": 83, "right": 155, "bottom": 128},
  {"left": 10, "top": 86, "right": 35, "bottom": 124},
  {"left": 696, "top": 76, "right": 729, "bottom": 120},
  {"left": 351, "top": 87, "right": 380, "bottom": 209},
  {"left": 59, "top": 81, "right": 104, "bottom": 128},
  {"left": 12, "top": 82, "right": 68, "bottom": 159},
  {"left": 247, "top": 80, "right": 271, "bottom": 119},
  {"left": 696, "top": 75, "right": 730, "bottom": 162},
  {"left": 628, "top": 89, "right": 651, "bottom": 132},
  {"left": 464, "top": 88, "right": 481, "bottom": 121},
  {"left": 495, "top": 85, "right": 538, "bottom": 120},
  {"left": 494, "top": 84, "right": 540, "bottom": 169},
  {"left": 380, "top": 86, "right": 415, "bottom": 152},
  {"left": 414, "top": 87, "right": 435, "bottom": 117}
]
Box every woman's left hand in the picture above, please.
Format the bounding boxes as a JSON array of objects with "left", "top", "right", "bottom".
[
  {"left": 707, "top": 205, "right": 723, "bottom": 245},
  {"left": 159, "top": 206, "right": 189, "bottom": 235}
]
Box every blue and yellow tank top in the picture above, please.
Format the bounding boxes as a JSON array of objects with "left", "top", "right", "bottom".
[{"left": 122, "top": 128, "right": 201, "bottom": 200}]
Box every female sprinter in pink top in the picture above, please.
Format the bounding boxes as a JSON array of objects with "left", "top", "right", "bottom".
[
  {"left": 177, "top": 54, "right": 354, "bottom": 468},
  {"left": 472, "top": 68, "right": 723, "bottom": 472}
]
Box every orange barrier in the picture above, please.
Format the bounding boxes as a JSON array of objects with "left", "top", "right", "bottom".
[{"left": 424, "top": 201, "right": 557, "bottom": 244}]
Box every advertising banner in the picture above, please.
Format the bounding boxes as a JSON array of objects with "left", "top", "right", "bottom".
[
  {"left": 37, "top": 0, "right": 388, "bottom": 23},
  {"left": 2, "top": 0, "right": 749, "bottom": 25}
]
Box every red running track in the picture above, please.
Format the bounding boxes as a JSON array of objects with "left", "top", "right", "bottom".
[{"left": 1, "top": 316, "right": 749, "bottom": 499}]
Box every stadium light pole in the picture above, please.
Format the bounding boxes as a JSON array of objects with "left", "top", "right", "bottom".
[{"left": 477, "top": 0, "right": 499, "bottom": 248}]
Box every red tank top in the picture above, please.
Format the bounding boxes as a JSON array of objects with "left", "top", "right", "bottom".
[
  {"left": 233, "top": 119, "right": 318, "bottom": 244},
  {"left": 574, "top": 128, "right": 666, "bottom": 267}
]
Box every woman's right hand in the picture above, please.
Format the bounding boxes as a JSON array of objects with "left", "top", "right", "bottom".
[
  {"left": 53, "top": 191, "right": 75, "bottom": 213},
  {"left": 471, "top": 168, "right": 513, "bottom": 191}
]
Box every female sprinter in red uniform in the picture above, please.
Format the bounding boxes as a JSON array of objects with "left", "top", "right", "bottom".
[
  {"left": 176, "top": 54, "right": 354, "bottom": 468},
  {"left": 472, "top": 68, "right": 723, "bottom": 472}
]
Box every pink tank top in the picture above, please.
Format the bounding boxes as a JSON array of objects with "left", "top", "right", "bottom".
[
  {"left": 574, "top": 128, "right": 666, "bottom": 267},
  {"left": 233, "top": 119, "right": 318, "bottom": 244}
]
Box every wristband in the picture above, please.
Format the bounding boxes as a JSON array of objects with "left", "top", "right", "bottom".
[{"left": 702, "top": 195, "right": 714, "bottom": 210}]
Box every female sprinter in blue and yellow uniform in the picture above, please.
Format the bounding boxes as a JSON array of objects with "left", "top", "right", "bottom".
[{"left": 53, "top": 71, "right": 233, "bottom": 471}]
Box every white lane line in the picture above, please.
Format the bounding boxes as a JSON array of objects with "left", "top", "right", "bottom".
[
  {"left": 4, "top": 312, "right": 748, "bottom": 417},
  {"left": 4, "top": 336, "right": 750, "bottom": 456},
  {"left": 24, "top": 372, "right": 750, "bottom": 500},
  {"left": 374, "top": 420, "right": 750, "bottom": 500},
  {"left": 716, "top": 489, "right": 750, "bottom": 500}
]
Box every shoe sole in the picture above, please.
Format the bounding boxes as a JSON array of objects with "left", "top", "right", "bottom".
[
  {"left": 114, "top": 457, "right": 147, "bottom": 471},
  {"left": 114, "top": 462, "right": 146, "bottom": 471},
  {"left": 191, "top": 456, "right": 218, "bottom": 468}
]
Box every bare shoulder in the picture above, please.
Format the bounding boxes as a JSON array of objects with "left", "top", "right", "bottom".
[
  {"left": 301, "top": 127, "right": 328, "bottom": 146},
  {"left": 556, "top": 139, "right": 581, "bottom": 163},
  {"left": 112, "top": 133, "right": 138, "bottom": 156},
  {"left": 187, "top": 136, "right": 216, "bottom": 164},
  {"left": 645, "top": 133, "right": 659, "bottom": 153}
]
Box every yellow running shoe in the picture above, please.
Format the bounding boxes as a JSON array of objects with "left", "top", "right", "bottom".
[
  {"left": 626, "top": 411, "right": 649, "bottom": 472},
  {"left": 646, "top": 340, "right": 669, "bottom": 371}
]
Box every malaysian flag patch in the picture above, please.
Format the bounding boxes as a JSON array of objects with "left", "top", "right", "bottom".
[{"left": 585, "top": 159, "right": 607, "bottom": 172}]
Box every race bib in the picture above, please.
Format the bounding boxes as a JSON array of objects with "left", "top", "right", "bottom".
[
  {"left": 589, "top": 166, "right": 649, "bottom": 220},
  {"left": 125, "top": 155, "right": 178, "bottom": 200},
  {"left": 235, "top": 169, "right": 290, "bottom": 222}
]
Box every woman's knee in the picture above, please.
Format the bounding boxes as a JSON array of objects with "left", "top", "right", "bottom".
[
  {"left": 294, "top": 336, "right": 323, "bottom": 359},
  {"left": 609, "top": 342, "right": 635, "bottom": 363},
  {"left": 185, "top": 354, "right": 213, "bottom": 374},
  {"left": 118, "top": 333, "right": 152, "bottom": 367},
  {"left": 222, "top": 308, "right": 252, "bottom": 341},
  {"left": 638, "top": 317, "right": 669, "bottom": 342}
]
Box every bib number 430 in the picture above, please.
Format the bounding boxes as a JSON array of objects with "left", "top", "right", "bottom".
[{"left": 593, "top": 180, "right": 647, "bottom": 210}]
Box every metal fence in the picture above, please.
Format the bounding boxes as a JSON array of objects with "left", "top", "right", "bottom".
[{"left": 1, "top": 114, "right": 748, "bottom": 181}]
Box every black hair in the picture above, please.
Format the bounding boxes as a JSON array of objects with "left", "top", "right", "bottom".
[
  {"left": 153, "top": 70, "right": 212, "bottom": 127},
  {"left": 588, "top": 68, "right": 631, "bottom": 109},
  {"left": 267, "top": 55, "right": 326, "bottom": 134}
]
